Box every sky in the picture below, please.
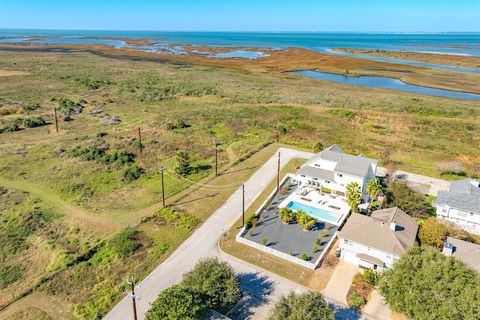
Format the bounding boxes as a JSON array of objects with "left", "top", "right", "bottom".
[{"left": 1, "top": 0, "right": 479, "bottom": 32}]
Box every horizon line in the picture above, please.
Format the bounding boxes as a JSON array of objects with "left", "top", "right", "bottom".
[{"left": 1, "top": 27, "right": 480, "bottom": 34}]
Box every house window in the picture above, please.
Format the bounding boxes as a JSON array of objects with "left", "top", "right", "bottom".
[
  {"left": 301, "top": 175, "right": 305, "bottom": 177},
  {"left": 367, "top": 247, "right": 371, "bottom": 251},
  {"left": 313, "top": 178, "right": 318, "bottom": 181},
  {"left": 343, "top": 239, "right": 348, "bottom": 245}
]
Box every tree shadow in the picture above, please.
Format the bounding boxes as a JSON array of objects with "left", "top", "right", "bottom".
[
  {"left": 173, "top": 193, "right": 218, "bottom": 206},
  {"left": 227, "top": 273, "right": 274, "bottom": 320},
  {"left": 328, "top": 303, "right": 363, "bottom": 320},
  {"left": 221, "top": 165, "right": 258, "bottom": 176}
]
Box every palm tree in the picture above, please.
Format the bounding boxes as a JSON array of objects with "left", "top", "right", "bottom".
[
  {"left": 346, "top": 182, "right": 361, "bottom": 213},
  {"left": 366, "top": 178, "right": 382, "bottom": 203},
  {"left": 279, "top": 208, "right": 295, "bottom": 224}
]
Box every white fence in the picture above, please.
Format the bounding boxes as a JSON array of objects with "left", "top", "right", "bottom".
[{"left": 235, "top": 174, "right": 338, "bottom": 270}]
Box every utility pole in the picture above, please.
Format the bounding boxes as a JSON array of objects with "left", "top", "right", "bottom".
[
  {"left": 160, "top": 166, "right": 165, "bottom": 208},
  {"left": 54, "top": 107, "right": 59, "bottom": 133},
  {"left": 126, "top": 277, "right": 140, "bottom": 320},
  {"left": 277, "top": 151, "right": 281, "bottom": 192},
  {"left": 138, "top": 127, "right": 143, "bottom": 154},
  {"left": 213, "top": 139, "right": 219, "bottom": 176},
  {"left": 242, "top": 184, "right": 245, "bottom": 227}
]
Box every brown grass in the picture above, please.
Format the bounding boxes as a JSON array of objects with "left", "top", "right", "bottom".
[{"left": 0, "top": 69, "right": 29, "bottom": 77}]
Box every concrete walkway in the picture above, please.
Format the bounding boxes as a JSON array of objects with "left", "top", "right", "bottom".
[
  {"left": 322, "top": 261, "right": 360, "bottom": 305},
  {"left": 104, "top": 147, "right": 313, "bottom": 320}
]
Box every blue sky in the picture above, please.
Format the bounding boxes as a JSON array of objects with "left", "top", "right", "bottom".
[{"left": 1, "top": 0, "right": 479, "bottom": 32}]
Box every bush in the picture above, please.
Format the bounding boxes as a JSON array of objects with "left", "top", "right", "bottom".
[
  {"left": 0, "top": 123, "right": 20, "bottom": 133},
  {"left": 419, "top": 218, "right": 448, "bottom": 249},
  {"left": 313, "top": 142, "right": 324, "bottom": 153},
  {"left": 300, "top": 253, "right": 309, "bottom": 261},
  {"left": 386, "top": 181, "right": 433, "bottom": 218},
  {"left": 380, "top": 246, "right": 480, "bottom": 320},
  {"left": 23, "top": 116, "right": 47, "bottom": 128},
  {"left": 146, "top": 285, "right": 208, "bottom": 320},
  {"left": 0, "top": 264, "right": 24, "bottom": 289},
  {"left": 175, "top": 151, "right": 191, "bottom": 176},
  {"left": 245, "top": 215, "right": 257, "bottom": 229},
  {"left": 108, "top": 228, "right": 141, "bottom": 258},
  {"left": 347, "top": 292, "right": 366, "bottom": 309},
  {"left": 181, "top": 258, "right": 241, "bottom": 313},
  {"left": 268, "top": 292, "right": 334, "bottom": 320},
  {"left": 123, "top": 164, "right": 144, "bottom": 181}
]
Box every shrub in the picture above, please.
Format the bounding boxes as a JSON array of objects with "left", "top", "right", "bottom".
[
  {"left": 0, "top": 264, "right": 24, "bottom": 289},
  {"left": 181, "top": 258, "right": 241, "bottom": 313},
  {"left": 175, "top": 151, "right": 191, "bottom": 176},
  {"left": 347, "top": 292, "right": 366, "bottom": 309},
  {"left": 419, "top": 218, "right": 448, "bottom": 249},
  {"left": 123, "top": 164, "right": 144, "bottom": 181},
  {"left": 245, "top": 215, "right": 257, "bottom": 229},
  {"left": 23, "top": 116, "right": 47, "bottom": 128},
  {"left": 0, "top": 123, "right": 20, "bottom": 133},
  {"left": 268, "top": 292, "right": 334, "bottom": 320},
  {"left": 261, "top": 237, "right": 268, "bottom": 246},
  {"left": 313, "top": 142, "right": 324, "bottom": 153},
  {"left": 300, "top": 253, "right": 309, "bottom": 261},
  {"left": 278, "top": 207, "right": 295, "bottom": 224},
  {"left": 108, "top": 228, "right": 141, "bottom": 258},
  {"left": 385, "top": 181, "right": 433, "bottom": 218},
  {"left": 146, "top": 285, "right": 208, "bottom": 320},
  {"left": 380, "top": 246, "right": 480, "bottom": 320},
  {"left": 311, "top": 244, "right": 318, "bottom": 253}
]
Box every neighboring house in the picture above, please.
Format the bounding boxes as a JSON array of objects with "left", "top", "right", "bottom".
[
  {"left": 292, "top": 145, "right": 378, "bottom": 202},
  {"left": 443, "top": 237, "right": 480, "bottom": 273},
  {"left": 433, "top": 179, "right": 480, "bottom": 235},
  {"left": 338, "top": 207, "right": 418, "bottom": 271}
]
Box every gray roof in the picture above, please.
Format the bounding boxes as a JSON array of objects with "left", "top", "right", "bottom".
[
  {"left": 434, "top": 179, "right": 480, "bottom": 215},
  {"left": 303, "top": 144, "right": 377, "bottom": 178},
  {"left": 339, "top": 207, "right": 418, "bottom": 256},
  {"left": 297, "top": 166, "right": 335, "bottom": 181},
  {"left": 446, "top": 237, "right": 480, "bottom": 273}
]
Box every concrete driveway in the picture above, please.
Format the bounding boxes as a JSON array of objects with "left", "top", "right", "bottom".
[{"left": 322, "top": 261, "right": 360, "bottom": 305}]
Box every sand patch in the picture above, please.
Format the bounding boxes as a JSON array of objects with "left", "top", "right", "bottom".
[{"left": 0, "top": 69, "right": 30, "bottom": 77}]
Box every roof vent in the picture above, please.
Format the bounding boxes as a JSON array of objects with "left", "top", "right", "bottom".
[
  {"left": 390, "top": 221, "right": 397, "bottom": 232},
  {"left": 443, "top": 242, "right": 456, "bottom": 257}
]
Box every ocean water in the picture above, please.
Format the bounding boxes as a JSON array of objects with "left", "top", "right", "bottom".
[{"left": 1, "top": 29, "right": 479, "bottom": 56}]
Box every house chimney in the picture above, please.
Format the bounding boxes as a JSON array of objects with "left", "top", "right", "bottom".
[
  {"left": 443, "top": 242, "right": 456, "bottom": 257},
  {"left": 389, "top": 221, "right": 397, "bottom": 232}
]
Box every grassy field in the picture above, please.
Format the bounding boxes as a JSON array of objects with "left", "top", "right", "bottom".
[{"left": 0, "top": 47, "right": 479, "bottom": 319}]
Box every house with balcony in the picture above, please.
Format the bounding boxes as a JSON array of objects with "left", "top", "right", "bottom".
[
  {"left": 433, "top": 179, "right": 480, "bottom": 235},
  {"left": 292, "top": 145, "right": 377, "bottom": 202},
  {"left": 338, "top": 207, "right": 418, "bottom": 271}
]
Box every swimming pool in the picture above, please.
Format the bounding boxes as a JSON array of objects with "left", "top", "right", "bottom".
[{"left": 286, "top": 201, "right": 340, "bottom": 224}]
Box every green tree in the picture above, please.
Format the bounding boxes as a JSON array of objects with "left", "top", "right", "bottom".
[
  {"left": 278, "top": 208, "right": 296, "bottom": 224},
  {"left": 175, "top": 151, "right": 191, "bottom": 176},
  {"left": 386, "top": 181, "right": 432, "bottom": 218},
  {"left": 380, "top": 246, "right": 480, "bottom": 320},
  {"left": 346, "top": 182, "right": 361, "bottom": 213},
  {"left": 366, "top": 178, "right": 382, "bottom": 203},
  {"left": 181, "top": 258, "right": 241, "bottom": 313},
  {"left": 418, "top": 218, "right": 448, "bottom": 249},
  {"left": 268, "top": 292, "right": 334, "bottom": 320},
  {"left": 146, "top": 285, "right": 208, "bottom": 320}
]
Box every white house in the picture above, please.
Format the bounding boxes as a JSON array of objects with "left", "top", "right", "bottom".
[
  {"left": 292, "top": 145, "right": 378, "bottom": 202},
  {"left": 433, "top": 179, "right": 480, "bottom": 235},
  {"left": 443, "top": 237, "right": 480, "bottom": 273},
  {"left": 338, "top": 207, "right": 418, "bottom": 271}
]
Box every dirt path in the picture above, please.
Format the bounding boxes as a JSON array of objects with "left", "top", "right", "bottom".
[{"left": 0, "top": 176, "right": 117, "bottom": 235}]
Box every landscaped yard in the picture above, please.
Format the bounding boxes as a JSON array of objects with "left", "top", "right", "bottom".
[{"left": 238, "top": 177, "right": 337, "bottom": 266}]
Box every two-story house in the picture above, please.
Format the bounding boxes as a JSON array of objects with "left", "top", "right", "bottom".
[
  {"left": 433, "top": 179, "right": 480, "bottom": 235},
  {"left": 338, "top": 207, "right": 418, "bottom": 271},
  {"left": 443, "top": 237, "right": 480, "bottom": 273},
  {"left": 293, "top": 145, "right": 378, "bottom": 202}
]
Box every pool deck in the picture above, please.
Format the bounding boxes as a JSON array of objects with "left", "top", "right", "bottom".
[
  {"left": 278, "top": 187, "right": 350, "bottom": 226},
  {"left": 239, "top": 177, "right": 339, "bottom": 265}
]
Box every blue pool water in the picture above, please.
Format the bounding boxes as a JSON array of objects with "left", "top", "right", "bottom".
[
  {"left": 292, "top": 70, "right": 480, "bottom": 100},
  {"left": 286, "top": 201, "right": 340, "bottom": 224}
]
